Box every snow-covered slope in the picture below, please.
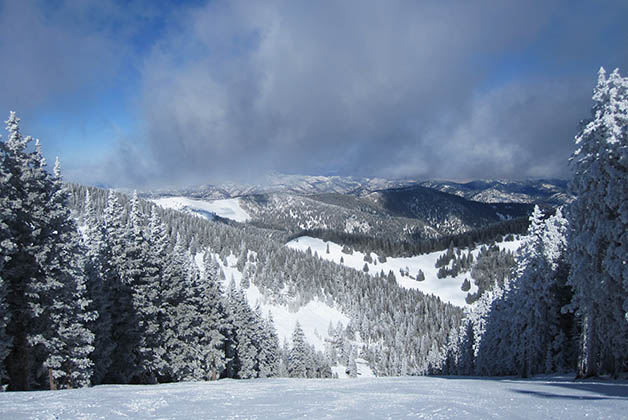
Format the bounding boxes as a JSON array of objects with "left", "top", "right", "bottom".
[
  {"left": 2, "top": 376, "right": 625, "bottom": 419},
  {"left": 286, "top": 236, "right": 521, "bottom": 307},
  {"left": 201, "top": 253, "right": 348, "bottom": 353},
  {"left": 152, "top": 197, "right": 251, "bottom": 222}
]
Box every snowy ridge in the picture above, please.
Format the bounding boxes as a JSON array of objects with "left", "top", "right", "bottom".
[
  {"left": 152, "top": 196, "right": 251, "bottom": 222},
  {"left": 146, "top": 174, "right": 420, "bottom": 200},
  {"left": 419, "top": 178, "right": 572, "bottom": 205},
  {"left": 286, "top": 236, "right": 522, "bottom": 307}
]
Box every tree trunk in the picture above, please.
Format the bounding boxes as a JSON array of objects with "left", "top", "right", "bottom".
[
  {"left": 578, "top": 311, "right": 598, "bottom": 378},
  {"left": 48, "top": 368, "right": 57, "bottom": 391}
]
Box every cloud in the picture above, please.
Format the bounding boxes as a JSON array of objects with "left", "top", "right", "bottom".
[
  {"left": 0, "top": 1, "right": 127, "bottom": 114},
  {"left": 384, "top": 79, "right": 593, "bottom": 180},
  {"left": 6, "top": 0, "right": 624, "bottom": 187}
]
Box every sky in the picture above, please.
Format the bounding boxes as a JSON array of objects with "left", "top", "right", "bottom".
[{"left": 0, "top": 0, "right": 626, "bottom": 188}]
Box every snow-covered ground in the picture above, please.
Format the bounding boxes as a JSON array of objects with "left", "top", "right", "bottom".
[
  {"left": 2, "top": 376, "right": 625, "bottom": 419},
  {"left": 286, "top": 236, "right": 522, "bottom": 307},
  {"left": 152, "top": 197, "right": 251, "bottom": 222}
]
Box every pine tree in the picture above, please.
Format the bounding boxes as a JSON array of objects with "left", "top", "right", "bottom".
[
  {"left": 567, "top": 68, "right": 628, "bottom": 378},
  {"left": 163, "top": 233, "right": 204, "bottom": 381},
  {"left": 196, "top": 251, "right": 228, "bottom": 380},
  {"left": 81, "top": 189, "right": 114, "bottom": 385},
  {"left": 259, "top": 311, "right": 280, "bottom": 378},
  {"left": 101, "top": 189, "right": 141, "bottom": 384},
  {"left": 126, "top": 191, "right": 165, "bottom": 383},
  {"left": 1, "top": 115, "right": 94, "bottom": 389},
  {"left": 288, "top": 321, "right": 309, "bottom": 378},
  {"left": 0, "top": 129, "right": 15, "bottom": 387},
  {"left": 32, "top": 158, "right": 95, "bottom": 389},
  {"left": 228, "top": 285, "right": 258, "bottom": 379}
]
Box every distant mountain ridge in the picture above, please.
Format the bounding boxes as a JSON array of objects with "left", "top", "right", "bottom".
[
  {"left": 144, "top": 174, "right": 419, "bottom": 200},
  {"left": 418, "top": 179, "right": 573, "bottom": 206},
  {"left": 144, "top": 174, "right": 571, "bottom": 206}
]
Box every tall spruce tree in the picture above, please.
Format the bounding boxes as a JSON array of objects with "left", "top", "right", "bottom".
[
  {"left": 32, "top": 158, "right": 95, "bottom": 389},
  {"left": 123, "top": 191, "right": 166, "bottom": 383},
  {"left": 288, "top": 321, "right": 309, "bottom": 378},
  {"left": 163, "top": 233, "right": 202, "bottom": 381},
  {"left": 81, "top": 189, "right": 114, "bottom": 385},
  {"left": 567, "top": 67, "right": 628, "bottom": 377},
  {"left": 1, "top": 114, "right": 94, "bottom": 389},
  {"left": 228, "top": 285, "right": 258, "bottom": 379},
  {"left": 0, "top": 127, "right": 15, "bottom": 387},
  {"left": 199, "top": 252, "right": 228, "bottom": 380},
  {"left": 101, "top": 189, "right": 141, "bottom": 383}
]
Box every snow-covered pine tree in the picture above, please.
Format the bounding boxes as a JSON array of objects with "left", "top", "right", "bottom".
[
  {"left": 567, "top": 67, "right": 628, "bottom": 378},
  {"left": 1, "top": 114, "right": 95, "bottom": 389},
  {"left": 347, "top": 350, "right": 358, "bottom": 378},
  {"left": 178, "top": 250, "right": 228, "bottom": 381},
  {"left": 0, "top": 131, "right": 15, "bottom": 387},
  {"left": 101, "top": 189, "right": 142, "bottom": 384},
  {"left": 81, "top": 189, "right": 114, "bottom": 385},
  {"left": 2, "top": 112, "right": 40, "bottom": 390},
  {"left": 228, "top": 285, "right": 258, "bottom": 379},
  {"left": 259, "top": 310, "right": 280, "bottom": 378},
  {"left": 162, "top": 233, "right": 204, "bottom": 381},
  {"left": 31, "top": 158, "right": 95, "bottom": 389},
  {"left": 125, "top": 191, "right": 165, "bottom": 383},
  {"left": 222, "top": 277, "right": 239, "bottom": 379},
  {"left": 288, "top": 321, "right": 309, "bottom": 378},
  {"left": 201, "top": 252, "right": 229, "bottom": 380},
  {"left": 509, "top": 206, "right": 557, "bottom": 377}
]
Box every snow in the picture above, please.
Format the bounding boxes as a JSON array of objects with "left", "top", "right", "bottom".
[
  {"left": 286, "top": 236, "right": 522, "bottom": 307},
  {"left": 211, "top": 254, "right": 350, "bottom": 353},
  {"left": 1, "top": 376, "right": 626, "bottom": 419},
  {"left": 152, "top": 196, "right": 251, "bottom": 222}
]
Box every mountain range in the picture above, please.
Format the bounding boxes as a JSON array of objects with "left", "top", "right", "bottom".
[{"left": 144, "top": 174, "right": 572, "bottom": 205}]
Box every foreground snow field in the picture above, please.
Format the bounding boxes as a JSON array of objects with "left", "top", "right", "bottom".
[{"left": 1, "top": 376, "right": 626, "bottom": 419}]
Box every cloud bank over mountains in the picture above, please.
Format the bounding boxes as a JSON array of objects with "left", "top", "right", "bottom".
[{"left": 1, "top": 0, "right": 626, "bottom": 187}]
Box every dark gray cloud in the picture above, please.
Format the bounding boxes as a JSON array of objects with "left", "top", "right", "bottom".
[
  {"left": 9, "top": 0, "right": 623, "bottom": 187},
  {"left": 132, "top": 0, "right": 575, "bottom": 186}
]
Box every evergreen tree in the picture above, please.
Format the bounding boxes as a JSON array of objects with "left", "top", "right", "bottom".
[
  {"left": 32, "top": 158, "right": 95, "bottom": 389},
  {"left": 81, "top": 190, "right": 113, "bottom": 385},
  {"left": 101, "top": 189, "right": 141, "bottom": 384},
  {"left": 567, "top": 68, "right": 628, "bottom": 378},
  {"left": 198, "top": 251, "right": 228, "bottom": 380},
  {"left": 1, "top": 115, "right": 94, "bottom": 389},
  {"left": 288, "top": 321, "right": 309, "bottom": 378},
  {"left": 163, "top": 234, "right": 203, "bottom": 381},
  {"left": 260, "top": 311, "right": 280, "bottom": 378},
  {"left": 0, "top": 129, "right": 15, "bottom": 387},
  {"left": 126, "top": 191, "right": 165, "bottom": 383}
]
